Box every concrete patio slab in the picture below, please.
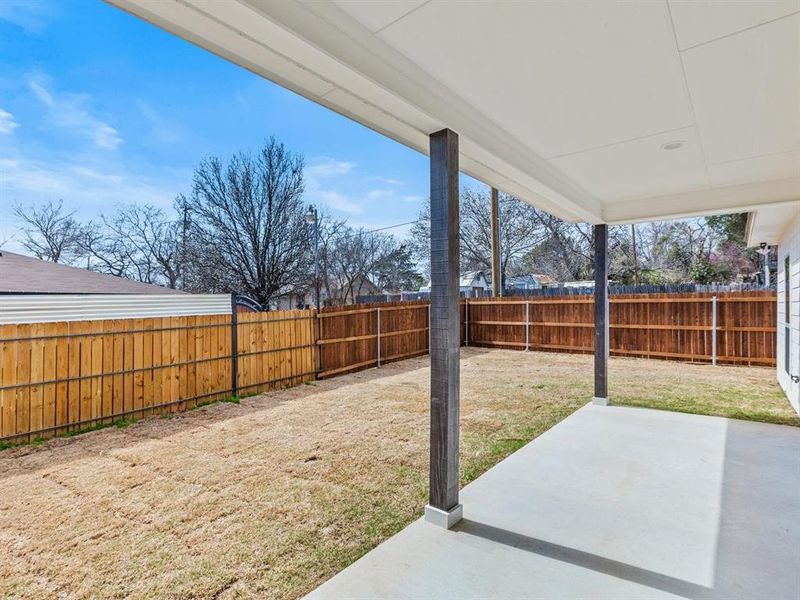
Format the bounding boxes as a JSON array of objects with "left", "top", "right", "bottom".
[{"left": 307, "top": 404, "right": 800, "bottom": 599}]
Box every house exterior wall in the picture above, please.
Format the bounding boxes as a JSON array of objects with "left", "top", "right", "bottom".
[
  {"left": 777, "top": 210, "right": 800, "bottom": 414},
  {"left": 508, "top": 276, "right": 541, "bottom": 291}
]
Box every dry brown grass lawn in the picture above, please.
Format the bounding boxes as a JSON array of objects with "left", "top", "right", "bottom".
[{"left": 0, "top": 348, "right": 795, "bottom": 599}]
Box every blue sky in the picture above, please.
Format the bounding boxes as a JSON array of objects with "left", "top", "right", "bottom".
[{"left": 0, "top": 0, "right": 483, "bottom": 252}]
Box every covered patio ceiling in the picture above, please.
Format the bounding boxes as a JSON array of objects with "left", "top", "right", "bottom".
[{"left": 109, "top": 0, "right": 799, "bottom": 224}]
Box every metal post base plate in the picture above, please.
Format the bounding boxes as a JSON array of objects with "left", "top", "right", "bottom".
[{"left": 424, "top": 503, "right": 463, "bottom": 529}]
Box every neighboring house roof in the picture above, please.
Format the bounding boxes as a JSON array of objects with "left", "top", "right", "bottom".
[
  {"left": 504, "top": 276, "right": 537, "bottom": 289},
  {"left": 0, "top": 251, "right": 183, "bottom": 295},
  {"left": 273, "top": 284, "right": 307, "bottom": 298},
  {"left": 485, "top": 273, "right": 552, "bottom": 287},
  {"left": 422, "top": 271, "right": 488, "bottom": 291},
  {"left": 459, "top": 271, "right": 486, "bottom": 287},
  {"left": 531, "top": 274, "right": 556, "bottom": 285},
  {"left": 561, "top": 280, "right": 595, "bottom": 288},
  {"left": 328, "top": 275, "right": 381, "bottom": 298}
]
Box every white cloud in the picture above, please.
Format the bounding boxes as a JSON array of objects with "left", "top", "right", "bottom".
[
  {"left": 314, "top": 190, "right": 363, "bottom": 214},
  {"left": 303, "top": 157, "right": 422, "bottom": 216},
  {"left": 366, "top": 189, "right": 392, "bottom": 200},
  {"left": 28, "top": 74, "right": 123, "bottom": 149},
  {"left": 306, "top": 157, "right": 357, "bottom": 178},
  {"left": 135, "top": 100, "right": 181, "bottom": 145},
  {"left": 304, "top": 156, "right": 363, "bottom": 213},
  {"left": 0, "top": 109, "right": 19, "bottom": 135},
  {"left": 0, "top": 0, "right": 53, "bottom": 33},
  {"left": 0, "top": 155, "right": 181, "bottom": 216}
]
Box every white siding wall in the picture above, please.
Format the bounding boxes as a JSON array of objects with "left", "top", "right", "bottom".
[
  {"left": 777, "top": 211, "right": 800, "bottom": 414},
  {"left": 0, "top": 294, "right": 232, "bottom": 324}
]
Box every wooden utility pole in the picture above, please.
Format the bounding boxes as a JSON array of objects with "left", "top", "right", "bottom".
[
  {"left": 631, "top": 223, "right": 639, "bottom": 285},
  {"left": 490, "top": 187, "right": 501, "bottom": 296},
  {"left": 425, "top": 128, "right": 462, "bottom": 529}
]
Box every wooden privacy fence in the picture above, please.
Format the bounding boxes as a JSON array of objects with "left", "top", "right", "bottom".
[
  {"left": 464, "top": 291, "right": 776, "bottom": 366},
  {"left": 0, "top": 310, "right": 315, "bottom": 444},
  {"left": 316, "top": 300, "right": 431, "bottom": 377},
  {"left": 315, "top": 291, "right": 776, "bottom": 375},
  {"left": 0, "top": 291, "right": 776, "bottom": 443}
]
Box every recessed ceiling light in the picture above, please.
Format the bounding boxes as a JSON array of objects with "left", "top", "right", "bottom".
[{"left": 661, "top": 141, "right": 684, "bottom": 151}]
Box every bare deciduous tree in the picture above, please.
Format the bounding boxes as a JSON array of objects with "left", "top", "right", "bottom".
[
  {"left": 14, "top": 199, "right": 82, "bottom": 263},
  {"left": 74, "top": 203, "right": 187, "bottom": 288},
  {"left": 320, "top": 225, "right": 420, "bottom": 304},
  {"left": 107, "top": 204, "right": 184, "bottom": 288},
  {"left": 75, "top": 220, "right": 130, "bottom": 277},
  {"left": 409, "top": 189, "right": 547, "bottom": 280},
  {"left": 187, "top": 138, "right": 310, "bottom": 304}
]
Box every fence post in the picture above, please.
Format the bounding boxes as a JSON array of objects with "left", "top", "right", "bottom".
[
  {"left": 314, "top": 308, "right": 321, "bottom": 378},
  {"left": 230, "top": 293, "right": 239, "bottom": 398},
  {"left": 525, "top": 301, "right": 530, "bottom": 351},
  {"left": 428, "top": 302, "right": 431, "bottom": 353},
  {"left": 465, "top": 297, "right": 469, "bottom": 346},
  {"left": 377, "top": 306, "right": 381, "bottom": 367},
  {"left": 711, "top": 295, "right": 717, "bottom": 366}
]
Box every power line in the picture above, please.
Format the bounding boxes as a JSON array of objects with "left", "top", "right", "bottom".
[
  {"left": 364, "top": 220, "right": 419, "bottom": 234},
  {"left": 327, "top": 218, "right": 422, "bottom": 241}
]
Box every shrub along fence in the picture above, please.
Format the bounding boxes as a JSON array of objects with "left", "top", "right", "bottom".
[{"left": 0, "top": 291, "right": 775, "bottom": 443}]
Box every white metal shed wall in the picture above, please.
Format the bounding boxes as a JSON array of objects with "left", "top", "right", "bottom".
[{"left": 0, "top": 294, "right": 232, "bottom": 325}]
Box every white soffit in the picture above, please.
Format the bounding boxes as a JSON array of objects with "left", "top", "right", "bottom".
[
  {"left": 746, "top": 202, "right": 800, "bottom": 246},
  {"left": 108, "top": 0, "right": 800, "bottom": 224},
  {"left": 367, "top": 1, "right": 694, "bottom": 159},
  {"left": 680, "top": 12, "right": 800, "bottom": 166},
  {"left": 549, "top": 126, "right": 709, "bottom": 202},
  {"left": 668, "top": 0, "right": 800, "bottom": 51}
]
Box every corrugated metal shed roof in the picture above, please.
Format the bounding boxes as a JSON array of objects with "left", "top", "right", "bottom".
[
  {"left": 0, "top": 251, "right": 183, "bottom": 295},
  {"left": 0, "top": 294, "right": 231, "bottom": 324}
]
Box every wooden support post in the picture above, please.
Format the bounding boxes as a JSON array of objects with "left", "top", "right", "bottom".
[
  {"left": 490, "top": 187, "right": 501, "bottom": 297},
  {"left": 593, "top": 224, "right": 609, "bottom": 405},
  {"left": 230, "top": 293, "right": 239, "bottom": 398},
  {"left": 425, "top": 128, "right": 462, "bottom": 529}
]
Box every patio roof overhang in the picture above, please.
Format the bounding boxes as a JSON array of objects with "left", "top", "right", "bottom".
[
  {"left": 108, "top": 0, "right": 799, "bottom": 225},
  {"left": 745, "top": 202, "right": 800, "bottom": 247},
  {"left": 107, "top": 0, "right": 798, "bottom": 531}
]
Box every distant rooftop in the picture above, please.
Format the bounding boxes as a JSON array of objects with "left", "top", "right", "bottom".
[{"left": 0, "top": 251, "right": 183, "bottom": 295}]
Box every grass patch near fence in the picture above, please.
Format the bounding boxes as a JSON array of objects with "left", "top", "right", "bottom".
[
  {"left": 611, "top": 362, "right": 800, "bottom": 427},
  {"left": 0, "top": 348, "right": 795, "bottom": 600},
  {"left": 0, "top": 393, "right": 246, "bottom": 453}
]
